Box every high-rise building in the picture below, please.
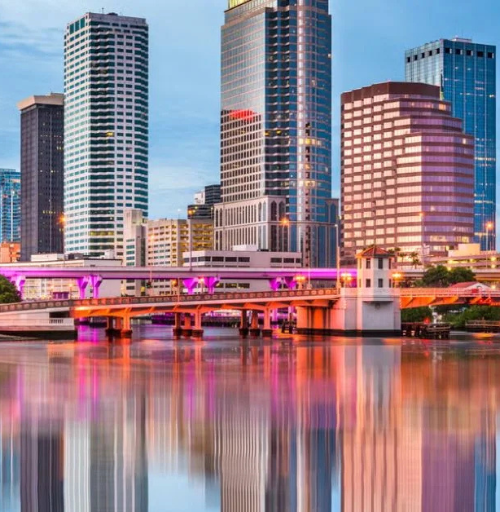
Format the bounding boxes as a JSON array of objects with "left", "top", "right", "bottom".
[
  {"left": 214, "top": 0, "right": 333, "bottom": 267},
  {"left": 0, "top": 169, "right": 20, "bottom": 244},
  {"left": 405, "top": 38, "right": 496, "bottom": 250},
  {"left": 18, "top": 94, "right": 64, "bottom": 261},
  {"left": 341, "top": 82, "right": 474, "bottom": 261},
  {"left": 187, "top": 184, "right": 221, "bottom": 220},
  {"left": 64, "top": 13, "right": 149, "bottom": 259}
]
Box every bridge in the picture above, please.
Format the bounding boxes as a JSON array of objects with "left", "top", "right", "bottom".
[
  {"left": 0, "top": 285, "right": 498, "bottom": 339},
  {"left": 0, "top": 266, "right": 355, "bottom": 298},
  {"left": 399, "top": 287, "right": 500, "bottom": 308}
]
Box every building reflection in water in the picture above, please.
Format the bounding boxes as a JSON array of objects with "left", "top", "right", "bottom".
[{"left": 0, "top": 339, "right": 496, "bottom": 511}]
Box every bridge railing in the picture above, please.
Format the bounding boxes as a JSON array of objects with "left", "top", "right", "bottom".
[
  {"left": 0, "top": 287, "right": 341, "bottom": 313},
  {"left": 400, "top": 288, "right": 500, "bottom": 298}
]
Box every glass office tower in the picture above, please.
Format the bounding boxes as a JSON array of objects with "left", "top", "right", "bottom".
[
  {"left": 0, "top": 169, "right": 20, "bottom": 243},
  {"left": 64, "top": 13, "right": 149, "bottom": 258},
  {"left": 405, "top": 38, "right": 496, "bottom": 250},
  {"left": 214, "top": 0, "right": 333, "bottom": 267}
]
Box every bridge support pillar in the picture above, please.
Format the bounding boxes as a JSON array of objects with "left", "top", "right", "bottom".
[
  {"left": 89, "top": 275, "right": 103, "bottom": 299},
  {"left": 269, "top": 278, "right": 282, "bottom": 291},
  {"left": 77, "top": 277, "right": 89, "bottom": 299},
  {"left": 262, "top": 309, "right": 273, "bottom": 338},
  {"left": 205, "top": 277, "right": 220, "bottom": 295},
  {"left": 192, "top": 310, "right": 204, "bottom": 339},
  {"left": 173, "top": 313, "right": 182, "bottom": 338},
  {"left": 105, "top": 317, "right": 119, "bottom": 337},
  {"left": 11, "top": 275, "right": 26, "bottom": 299},
  {"left": 250, "top": 310, "right": 260, "bottom": 337},
  {"left": 120, "top": 315, "right": 133, "bottom": 338},
  {"left": 183, "top": 278, "right": 197, "bottom": 296},
  {"left": 239, "top": 309, "right": 249, "bottom": 337},
  {"left": 182, "top": 313, "right": 193, "bottom": 337}
]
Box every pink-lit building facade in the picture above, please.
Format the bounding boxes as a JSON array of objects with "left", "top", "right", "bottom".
[{"left": 341, "top": 82, "right": 475, "bottom": 262}]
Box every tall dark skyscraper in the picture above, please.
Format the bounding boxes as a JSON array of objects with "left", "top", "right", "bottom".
[
  {"left": 405, "top": 38, "right": 497, "bottom": 250},
  {"left": 214, "top": 0, "right": 333, "bottom": 267},
  {"left": 18, "top": 94, "right": 64, "bottom": 261}
]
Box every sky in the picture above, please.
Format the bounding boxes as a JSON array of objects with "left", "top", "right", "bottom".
[{"left": 0, "top": 0, "right": 499, "bottom": 220}]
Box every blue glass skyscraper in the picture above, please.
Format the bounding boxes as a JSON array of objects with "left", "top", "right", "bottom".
[
  {"left": 215, "top": 0, "right": 333, "bottom": 267},
  {"left": 0, "top": 169, "right": 20, "bottom": 243},
  {"left": 405, "top": 38, "right": 496, "bottom": 250}
]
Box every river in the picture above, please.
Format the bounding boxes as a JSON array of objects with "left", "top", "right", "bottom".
[{"left": 0, "top": 324, "right": 498, "bottom": 511}]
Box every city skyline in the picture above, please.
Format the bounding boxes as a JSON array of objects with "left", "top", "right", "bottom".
[{"left": 1, "top": 0, "right": 499, "bottom": 224}]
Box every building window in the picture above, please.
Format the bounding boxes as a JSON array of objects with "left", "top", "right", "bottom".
[
  {"left": 366, "top": 279, "right": 371, "bottom": 288},
  {"left": 378, "top": 258, "right": 384, "bottom": 270},
  {"left": 378, "top": 278, "right": 384, "bottom": 288},
  {"left": 366, "top": 258, "right": 371, "bottom": 270}
]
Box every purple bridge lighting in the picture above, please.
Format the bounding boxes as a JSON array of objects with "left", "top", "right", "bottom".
[{"left": 0, "top": 266, "right": 357, "bottom": 299}]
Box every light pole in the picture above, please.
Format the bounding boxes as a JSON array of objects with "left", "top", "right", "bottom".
[
  {"left": 419, "top": 211, "right": 425, "bottom": 267},
  {"left": 334, "top": 223, "right": 340, "bottom": 289},
  {"left": 148, "top": 233, "right": 154, "bottom": 296},
  {"left": 280, "top": 217, "right": 290, "bottom": 253}
]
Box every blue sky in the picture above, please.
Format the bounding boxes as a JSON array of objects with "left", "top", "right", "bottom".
[{"left": 0, "top": 0, "right": 498, "bottom": 220}]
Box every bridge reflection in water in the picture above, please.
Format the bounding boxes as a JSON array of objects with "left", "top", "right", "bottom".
[{"left": 0, "top": 332, "right": 497, "bottom": 511}]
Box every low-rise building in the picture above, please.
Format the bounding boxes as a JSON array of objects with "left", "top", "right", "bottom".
[
  {"left": 0, "top": 242, "right": 20, "bottom": 263},
  {"left": 429, "top": 243, "right": 500, "bottom": 271},
  {"left": 182, "top": 247, "right": 302, "bottom": 292},
  {"left": 0, "top": 254, "right": 121, "bottom": 299}
]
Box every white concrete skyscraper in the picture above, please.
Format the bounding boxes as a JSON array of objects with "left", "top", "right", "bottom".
[{"left": 64, "top": 12, "right": 148, "bottom": 258}]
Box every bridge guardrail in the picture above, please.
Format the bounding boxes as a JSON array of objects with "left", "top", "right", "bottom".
[
  {"left": 0, "top": 288, "right": 341, "bottom": 313},
  {"left": 400, "top": 288, "right": 500, "bottom": 298}
]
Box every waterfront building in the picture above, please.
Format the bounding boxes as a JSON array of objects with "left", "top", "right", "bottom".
[
  {"left": 183, "top": 247, "right": 302, "bottom": 292},
  {"left": 0, "top": 169, "right": 20, "bottom": 244},
  {"left": 64, "top": 12, "right": 149, "bottom": 259},
  {"left": 17, "top": 94, "right": 64, "bottom": 261},
  {"left": 214, "top": 0, "right": 334, "bottom": 267},
  {"left": 405, "top": 38, "right": 496, "bottom": 249},
  {"left": 0, "top": 255, "right": 121, "bottom": 300},
  {"left": 341, "top": 82, "right": 474, "bottom": 262},
  {"left": 187, "top": 184, "right": 221, "bottom": 220}
]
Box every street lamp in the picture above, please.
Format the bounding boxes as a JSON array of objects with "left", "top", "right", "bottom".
[
  {"left": 419, "top": 212, "right": 426, "bottom": 267},
  {"left": 341, "top": 272, "right": 353, "bottom": 288},
  {"left": 148, "top": 233, "right": 155, "bottom": 296},
  {"left": 392, "top": 272, "right": 403, "bottom": 288},
  {"left": 333, "top": 223, "right": 341, "bottom": 290},
  {"left": 280, "top": 217, "right": 290, "bottom": 253}
]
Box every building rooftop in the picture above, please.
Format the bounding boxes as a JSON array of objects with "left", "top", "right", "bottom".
[
  {"left": 341, "top": 82, "right": 440, "bottom": 104},
  {"left": 357, "top": 247, "right": 393, "bottom": 259},
  {"left": 17, "top": 93, "right": 64, "bottom": 111}
]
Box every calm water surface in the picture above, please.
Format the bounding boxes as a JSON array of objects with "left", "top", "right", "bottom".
[{"left": 0, "top": 325, "right": 499, "bottom": 511}]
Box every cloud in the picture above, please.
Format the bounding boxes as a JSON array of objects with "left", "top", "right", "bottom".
[{"left": 0, "top": 0, "right": 223, "bottom": 218}]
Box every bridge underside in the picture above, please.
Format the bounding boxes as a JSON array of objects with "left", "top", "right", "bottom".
[{"left": 71, "top": 298, "right": 334, "bottom": 319}]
